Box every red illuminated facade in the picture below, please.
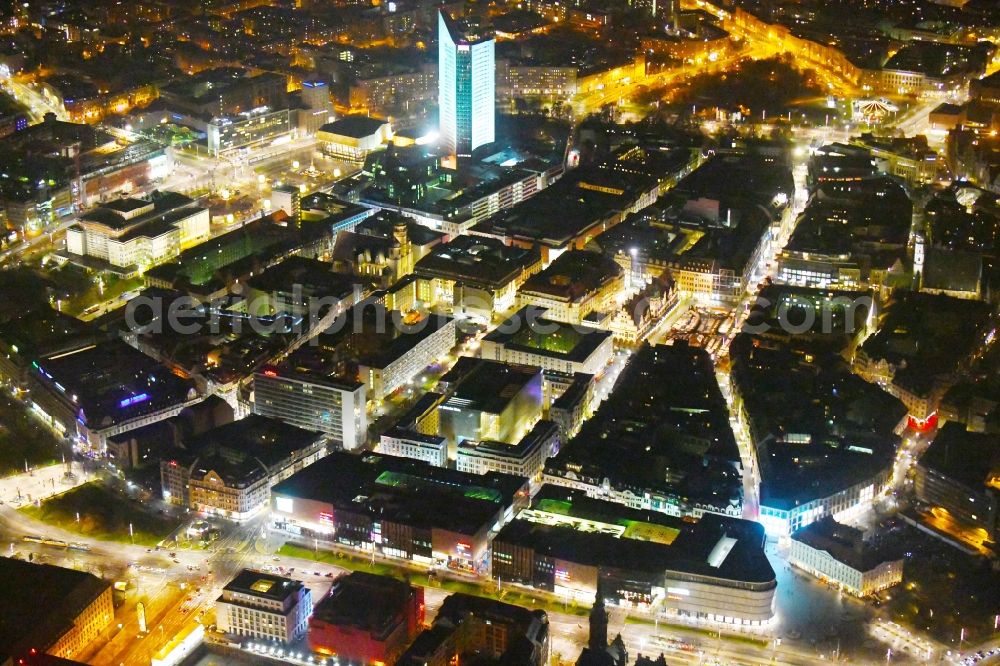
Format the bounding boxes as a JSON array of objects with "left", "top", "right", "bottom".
[{"left": 308, "top": 572, "right": 424, "bottom": 664}]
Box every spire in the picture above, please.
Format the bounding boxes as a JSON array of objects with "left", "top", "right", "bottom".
[{"left": 588, "top": 580, "right": 609, "bottom": 651}]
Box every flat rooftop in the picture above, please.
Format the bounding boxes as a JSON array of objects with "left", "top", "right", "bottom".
[
  {"left": 310, "top": 304, "right": 454, "bottom": 371},
  {"left": 519, "top": 250, "right": 622, "bottom": 301},
  {"left": 593, "top": 199, "right": 772, "bottom": 277},
  {"left": 79, "top": 192, "right": 196, "bottom": 232},
  {"left": 525, "top": 485, "right": 686, "bottom": 545},
  {"left": 441, "top": 357, "right": 541, "bottom": 415},
  {"left": 485, "top": 307, "right": 612, "bottom": 363},
  {"left": 473, "top": 166, "right": 658, "bottom": 249},
  {"left": 918, "top": 422, "right": 999, "bottom": 490},
  {"left": 670, "top": 154, "right": 793, "bottom": 210},
  {"left": 414, "top": 234, "right": 540, "bottom": 289},
  {"left": 34, "top": 340, "right": 196, "bottom": 429},
  {"left": 311, "top": 572, "right": 414, "bottom": 640},
  {"left": 146, "top": 211, "right": 334, "bottom": 288},
  {"left": 497, "top": 508, "right": 775, "bottom": 586},
  {"left": 247, "top": 256, "right": 360, "bottom": 297},
  {"left": 318, "top": 115, "right": 388, "bottom": 139},
  {"left": 177, "top": 414, "right": 324, "bottom": 486},
  {"left": 273, "top": 452, "right": 527, "bottom": 536},
  {"left": 0, "top": 308, "right": 96, "bottom": 362},
  {"left": 223, "top": 569, "right": 304, "bottom": 602}
]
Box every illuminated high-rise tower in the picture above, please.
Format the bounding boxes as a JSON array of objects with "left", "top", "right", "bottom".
[{"left": 438, "top": 10, "right": 495, "bottom": 157}]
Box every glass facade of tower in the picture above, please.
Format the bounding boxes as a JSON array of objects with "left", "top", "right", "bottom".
[{"left": 438, "top": 11, "right": 495, "bottom": 156}]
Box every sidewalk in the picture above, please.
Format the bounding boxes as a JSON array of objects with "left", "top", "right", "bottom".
[{"left": 0, "top": 461, "right": 91, "bottom": 507}]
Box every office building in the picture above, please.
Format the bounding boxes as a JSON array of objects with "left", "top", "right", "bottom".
[
  {"left": 206, "top": 107, "right": 294, "bottom": 157},
  {"left": 160, "top": 415, "right": 327, "bottom": 520},
  {"left": 378, "top": 425, "right": 449, "bottom": 467},
  {"left": 159, "top": 69, "right": 288, "bottom": 119},
  {"left": 66, "top": 192, "right": 210, "bottom": 270},
  {"left": 413, "top": 235, "right": 542, "bottom": 319},
  {"left": 438, "top": 11, "right": 495, "bottom": 156},
  {"left": 456, "top": 419, "right": 560, "bottom": 480},
  {"left": 271, "top": 452, "right": 530, "bottom": 573},
  {"left": 398, "top": 593, "right": 550, "bottom": 666},
  {"left": 216, "top": 570, "right": 313, "bottom": 643},
  {"left": 481, "top": 306, "right": 614, "bottom": 377},
  {"left": 913, "top": 423, "right": 1000, "bottom": 551},
  {"left": 789, "top": 517, "right": 903, "bottom": 597},
  {"left": 0, "top": 559, "right": 113, "bottom": 663},
  {"left": 270, "top": 185, "right": 301, "bottom": 223},
  {"left": 309, "top": 572, "right": 424, "bottom": 663},
  {"left": 517, "top": 251, "right": 624, "bottom": 326},
  {"left": 253, "top": 367, "right": 367, "bottom": 450}
]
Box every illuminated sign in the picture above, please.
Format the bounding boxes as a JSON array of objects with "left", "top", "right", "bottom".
[
  {"left": 275, "top": 497, "right": 294, "bottom": 513},
  {"left": 263, "top": 368, "right": 279, "bottom": 377},
  {"left": 319, "top": 512, "right": 334, "bottom": 525},
  {"left": 907, "top": 412, "right": 938, "bottom": 432},
  {"left": 119, "top": 393, "right": 150, "bottom": 408}
]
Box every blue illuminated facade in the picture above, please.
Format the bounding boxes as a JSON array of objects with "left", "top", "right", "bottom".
[{"left": 438, "top": 11, "right": 495, "bottom": 156}]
